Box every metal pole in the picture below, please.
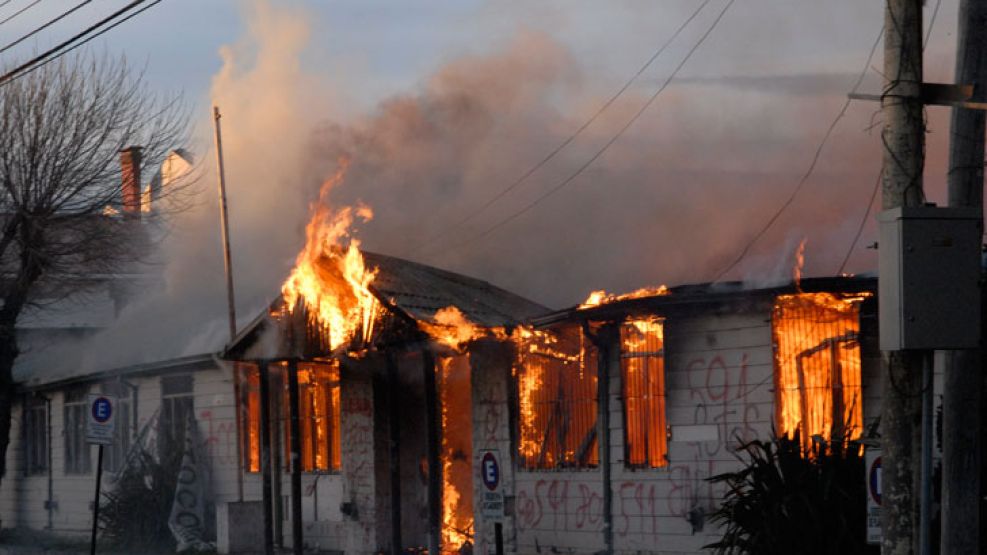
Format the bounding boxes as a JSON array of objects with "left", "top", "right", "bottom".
[
  {"left": 919, "top": 352, "right": 933, "bottom": 555},
  {"left": 287, "top": 360, "right": 303, "bottom": 555},
  {"left": 213, "top": 106, "right": 244, "bottom": 503},
  {"left": 45, "top": 396, "right": 52, "bottom": 531},
  {"left": 494, "top": 522, "right": 504, "bottom": 555},
  {"left": 422, "top": 350, "right": 441, "bottom": 555},
  {"left": 258, "top": 361, "right": 274, "bottom": 555},
  {"left": 89, "top": 445, "right": 104, "bottom": 555},
  {"left": 880, "top": 1, "right": 926, "bottom": 552}
]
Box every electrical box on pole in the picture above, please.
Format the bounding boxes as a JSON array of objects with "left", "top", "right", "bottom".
[{"left": 879, "top": 206, "right": 983, "bottom": 350}]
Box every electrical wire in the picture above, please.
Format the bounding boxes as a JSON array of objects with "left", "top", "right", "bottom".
[
  {"left": 411, "top": 0, "right": 716, "bottom": 254},
  {"left": 0, "top": 0, "right": 42, "bottom": 28},
  {"left": 0, "top": 0, "right": 92, "bottom": 57},
  {"left": 0, "top": 0, "right": 159, "bottom": 87},
  {"left": 836, "top": 168, "right": 881, "bottom": 275},
  {"left": 710, "top": 25, "right": 884, "bottom": 283},
  {"left": 0, "top": 1, "right": 16, "bottom": 13},
  {"left": 426, "top": 0, "right": 736, "bottom": 258},
  {"left": 836, "top": 2, "right": 942, "bottom": 276}
]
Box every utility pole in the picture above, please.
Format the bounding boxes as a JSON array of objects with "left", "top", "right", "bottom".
[
  {"left": 880, "top": 1, "right": 926, "bottom": 554},
  {"left": 942, "top": 0, "right": 987, "bottom": 553}
]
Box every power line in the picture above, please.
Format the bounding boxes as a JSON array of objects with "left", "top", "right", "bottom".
[
  {"left": 0, "top": 0, "right": 159, "bottom": 87},
  {"left": 836, "top": 168, "right": 881, "bottom": 275},
  {"left": 835, "top": 0, "right": 941, "bottom": 276},
  {"left": 411, "top": 0, "right": 715, "bottom": 254},
  {"left": 424, "top": 0, "right": 736, "bottom": 259},
  {"left": 0, "top": 1, "right": 16, "bottom": 13},
  {"left": 0, "top": 0, "right": 42, "bottom": 28},
  {"left": 710, "top": 25, "right": 884, "bottom": 283},
  {"left": 0, "top": 0, "right": 92, "bottom": 57}
]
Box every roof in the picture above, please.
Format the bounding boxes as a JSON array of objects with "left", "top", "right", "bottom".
[
  {"left": 363, "top": 251, "right": 548, "bottom": 327},
  {"left": 531, "top": 274, "right": 878, "bottom": 328},
  {"left": 226, "top": 251, "right": 550, "bottom": 359}
]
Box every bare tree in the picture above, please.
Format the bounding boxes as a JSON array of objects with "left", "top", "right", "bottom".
[{"left": 0, "top": 54, "right": 189, "bottom": 485}]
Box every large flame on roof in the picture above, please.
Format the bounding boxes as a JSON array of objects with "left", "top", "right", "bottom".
[{"left": 282, "top": 162, "right": 379, "bottom": 351}]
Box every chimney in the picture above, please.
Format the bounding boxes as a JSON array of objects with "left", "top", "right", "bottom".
[{"left": 120, "top": 146, "right": 143, "bottom": 219}]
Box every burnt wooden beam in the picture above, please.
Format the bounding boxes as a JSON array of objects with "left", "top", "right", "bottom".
[
  {"left": 258, "top": 361, "right": 274, "bottom": 555},
  {"left": 287, "top": 360, "right": 304, "bottom": 555},
  {"left": 422, "top": 349, "right": 442, "bottom": 555},
  {"left": 386, "top": 354, "right": 402, "bottom": 555}
]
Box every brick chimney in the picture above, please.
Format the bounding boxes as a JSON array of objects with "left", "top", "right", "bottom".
[{"left": 120, "top": 146, "right": 142, "bottom": 219}]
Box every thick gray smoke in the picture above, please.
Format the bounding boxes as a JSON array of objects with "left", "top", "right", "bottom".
[{"left": 45, "top": 0, "right": 960, "bottom": 376}]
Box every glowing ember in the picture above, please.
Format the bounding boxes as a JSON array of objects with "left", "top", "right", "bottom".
[
  {"left": 579, "top": 285, "right": 669, "bottom": 309},
  {"left": 438, "top": 356, "right": 474, "bottom": 551},
  {"left": 773, "top": 292, "right": 870, "bottom": 452},
  {"left": 281, "top": 162, "right": 380, "bottom": 351}
]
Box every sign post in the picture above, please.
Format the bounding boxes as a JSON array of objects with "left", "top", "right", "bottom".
[
  {"left": 87, "top": 395, "right": 115, "bottom": 555},
  {"left": 479, "top": 451, "right": 505, "bottom": 555},
  {"left": 866, "top": 449, "right": 882, "bottom": 545}
]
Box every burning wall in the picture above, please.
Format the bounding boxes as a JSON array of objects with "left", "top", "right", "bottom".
[{"left": 438, "top": 355, "right": 474, "bottom": 552}]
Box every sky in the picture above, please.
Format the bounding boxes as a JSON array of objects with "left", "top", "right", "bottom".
[{"left": 0, "top": 0, "right": 970, "bottom": 351}]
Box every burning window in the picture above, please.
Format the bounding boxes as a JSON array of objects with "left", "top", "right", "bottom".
[
  {"left": 773, "top": 292, "right": 866, "bottom": 451},
  {"left": 516, "top": 327, "right": 599, "bottom": 470},
  {"left": 240, "top": 361, "right": 342, "bottom": 473},
  {"left": 438, "top": 355, "right": 473, "bottom": 552},
  {"left": 621, "top": 318, "right": 667, "bottom": 468}
]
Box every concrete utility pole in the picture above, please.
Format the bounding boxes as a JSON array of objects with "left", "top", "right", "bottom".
[
  {"left": 880, "top": 1, "right": 926, "bottom": 554},
  {"left": 942, "top": 0, "right": 987, "bottom": 553}
]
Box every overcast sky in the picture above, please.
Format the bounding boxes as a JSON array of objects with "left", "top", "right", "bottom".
[{"left": 0, "top": 1, "right": 968, "bottom": 312}]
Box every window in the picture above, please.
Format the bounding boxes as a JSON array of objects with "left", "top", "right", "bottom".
[
  {"left": 160, "top": 375, "right": 193, "bottom": 458},
  {"left": 101, "top": 382, "right": 132, "bottom": 473},
  {"left": 516, "top": 326, "right": 599, "bottom": 470},
  {"left": 621, "top": 318, "right": 667, "bottom": 468},
  {"left": 22, "top": 396, "right": 47, "bottom": 475},
  {"left": 64, "top": 387, "right": 90, "bottom": 474},
  {"left": 284, "top": 362, "right": 341, "bottom": 472},
  {"left": 773, "top": 292, "right": 866, "bottom": 451},
  {"left": 240, "top": 361, "right": 342, "bottom": 473}
]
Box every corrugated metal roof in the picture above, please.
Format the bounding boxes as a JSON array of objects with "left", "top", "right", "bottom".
[{"left": 363, "top": 251, "right": 548, "bottom": 327}]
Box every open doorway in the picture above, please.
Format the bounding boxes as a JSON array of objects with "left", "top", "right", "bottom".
[{"left": 438, "top": 355, "right": 474, "bottom": 553}]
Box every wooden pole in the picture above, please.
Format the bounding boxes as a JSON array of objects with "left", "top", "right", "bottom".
[
  {"left": 258, "top": 361, "right": 274, "bottom": 555},
  {"left": 942, "top": 1, "right": 987, "bottom": 552},
  {"left": 422, "top": 350, "right": 442, "bottom": 555},
  {"left": 880, "top": 1, "right": 926, "bottom": 552},
  {"left": 386, "top": 355, "right": 402, "bottom": 555},
  {"left": 287, "top": 360, "right": 303, "bottom": 555},
  {"left": 213, "top": 106, "right": 244, "bottom": 503}
]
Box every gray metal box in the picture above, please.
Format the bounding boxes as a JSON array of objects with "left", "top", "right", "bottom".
[{"left": 878, "top": 206, "right": 982, "bottom": 350}]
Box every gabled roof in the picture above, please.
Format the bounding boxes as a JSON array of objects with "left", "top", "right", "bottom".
[
  {"left": 363, "top": 251, "right": 548, "bottom": 327},
  {"left": 225, "top": 251, "right": 549, "bottom": 359}
]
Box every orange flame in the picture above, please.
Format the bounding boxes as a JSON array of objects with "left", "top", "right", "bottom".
[
  {"left": 773, "top": 291, "right": 870, "bottom": 452},
  {"left": 579, "top": 285, "right": 669, "bottom": 309},
  {"left": 439, "top": 356, "right": 473, "bottom": 551},
  {"left": 281, "top": 161, "right": 379, "bottom": 351},
  {"left": 793, "top": 238, "right": 807, "bottom": 292}
]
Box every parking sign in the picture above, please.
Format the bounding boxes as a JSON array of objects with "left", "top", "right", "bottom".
[{"left": 87, "top": 394, "right": 116, "bottom": 445}]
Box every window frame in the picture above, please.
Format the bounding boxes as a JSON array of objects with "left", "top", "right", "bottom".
[
  {"left": 63, "top": 387, "right": 91, "bottom": 475},
  {"left": 619, "top": 318, "right": 668, "bottom": 469},
  {"left": 22, "top": 395, "right": 48, "bottom": 476},
  {"left": 240, "top": 361, "right": 343, "bottom": 474},
  {"left": 160, "top": 374, "right": 194, "bottom": 460},
  {"left": 515, "top": 326, "right": 599, "bottom": 471}
]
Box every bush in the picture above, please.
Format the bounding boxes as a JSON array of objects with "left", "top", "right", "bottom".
[{"left": 704, "top": 433, "right": 877, "bottom": 555}]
